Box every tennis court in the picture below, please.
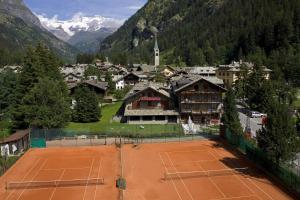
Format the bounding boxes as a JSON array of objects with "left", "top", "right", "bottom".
[
  {"left": 0, "top": 146, "right": 119, "bottom": 200},
  {"left": 122, "top": 140, "right": 295, "bottom": 200}
]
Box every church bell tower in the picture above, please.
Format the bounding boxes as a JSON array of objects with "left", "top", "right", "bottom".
[{"left": 154, "top": 35, "right": 160, "bottom": 66}]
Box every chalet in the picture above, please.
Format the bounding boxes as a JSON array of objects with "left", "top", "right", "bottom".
[
  {"left": 64, "top": 73, "right": 82, "bottom": 83},
  {"left": 68, "top": 80, "right": 108, "bottom": 98},
  {"left": 172, "top": 75, "right": 226, "bottom": 125},
  {"left": 113, "top": 75, "right": 125, "bottom": 90},
  {"left": 122, "top": 72, "right": 148, "bottom": 85},
  {"left": 122, "top": 83, "right": 179, "bottom": 124},
  {"left": 0, "top": 65, "right": 22, "bottom": 73}
]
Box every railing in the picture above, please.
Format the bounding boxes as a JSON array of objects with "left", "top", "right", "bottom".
[{"left": 127, "top": 105, "right": 165, "bottom": 110}]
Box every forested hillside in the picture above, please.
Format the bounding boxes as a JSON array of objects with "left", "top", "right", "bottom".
[
  {"left": 101, "top": 0, "right": 300, "bottom": 86},
  {"left": 0, "top": 0, "right": 77, "bottom": 65}
]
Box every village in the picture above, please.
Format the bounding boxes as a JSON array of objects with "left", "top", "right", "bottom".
[{"left": 0, "top": 38, "right": 272, "bottom": 138}]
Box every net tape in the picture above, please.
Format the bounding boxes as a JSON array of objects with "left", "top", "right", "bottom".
[
  {"left": 164, "top": 167, "right": 249, "bottom": 180},
  {"left": 6, "top": 178, "right": 104, "bottom": 190}
]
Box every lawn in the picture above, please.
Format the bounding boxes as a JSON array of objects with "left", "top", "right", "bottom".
[{"left": 65, "top": 102, "right": 183, "bottom": 137}]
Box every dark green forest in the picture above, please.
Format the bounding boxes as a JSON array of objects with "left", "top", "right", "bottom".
[{"left": 101, "top": 0, "right": 300, "bottom": 86}]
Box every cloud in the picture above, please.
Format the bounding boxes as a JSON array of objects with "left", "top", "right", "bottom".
[{"left": 126, "top": 5, "right": 143, "bottom": 10}]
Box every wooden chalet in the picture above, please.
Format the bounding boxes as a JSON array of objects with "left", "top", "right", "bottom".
[
  {"left": 172, "top": 75, "right": 226, "bottom": 124},
  {"left": 122, "top": 84, "right": 179, "bottom": 124}
]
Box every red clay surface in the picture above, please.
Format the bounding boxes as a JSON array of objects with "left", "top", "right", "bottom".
[
  {"left": 0, "top": 140, "right": 296, "bottom": 200},
  {"left": 0, "top": 146, "right": 119, "bottom": 200},
  {"left": 122, "top": 140, "right": 295, "bottom": 200}
]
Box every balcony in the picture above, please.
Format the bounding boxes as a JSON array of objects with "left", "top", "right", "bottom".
[{"left": 127, "top": 105, "right": 164, "bottom": 110}]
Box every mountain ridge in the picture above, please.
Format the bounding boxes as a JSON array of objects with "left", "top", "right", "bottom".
[{"left": 0, "top": 0, "right": 78, "bottom": 63}]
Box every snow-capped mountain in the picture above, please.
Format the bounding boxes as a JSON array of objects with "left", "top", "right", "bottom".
[
  {"left": 37, "top": 12, "right": 124, "bottom": 41},
  {"left": 35, "top": 12, "right": 123, "bottom": 52}
]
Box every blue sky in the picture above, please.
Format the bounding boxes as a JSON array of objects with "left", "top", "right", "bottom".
[{"left": 24, "top": 0, "right": 147, "bottom": 20}]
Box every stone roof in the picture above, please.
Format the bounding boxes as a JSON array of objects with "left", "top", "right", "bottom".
[
  {"left": 124, "top": 82, "right": 170, "bottom": 100},
  {"left": 68, "top": 80, "right": 108, "bottom": 91},
  {"left": 171, "top": 74, "right": 225, "bottom": 93}
]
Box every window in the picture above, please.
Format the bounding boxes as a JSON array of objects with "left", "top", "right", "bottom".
[
  {"left": 156, "top": 53, "right": 159, "bottom": 56},
  {"left": 142, "top": 116, "right": 153, "bottom": 121},
  {"left": 194, "top": 85, "right": 199, "bottom": 91},
  {"left": 155, "top": 116, "right": 165, "bottom": 121}
]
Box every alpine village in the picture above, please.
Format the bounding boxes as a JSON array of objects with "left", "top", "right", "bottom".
[{"left": 0, "top": 0, "right": 300, "bottom": 200}]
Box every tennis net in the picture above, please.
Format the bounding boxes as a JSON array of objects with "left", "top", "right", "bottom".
[
  {"left": 6, "top": 178, "right": 104, "bottom": 190},
  {"left": 164, "top": 167, "right": 249, "bottom": 180}
]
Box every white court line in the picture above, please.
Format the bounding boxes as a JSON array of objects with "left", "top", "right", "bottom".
[
  {"left": 166, "top": 152, "right": 194, "bottom": 200},
  {"left": 247, "top": 177, "right": 274, "bottom": 200},
  {"left": 49, "top": 169, "right": 66, "bottom": 200},
  {"left": 197, "top": 163, "right": 226, "bottom": 198},
  {"left": 211, "top": 148, "right": 260, "bottom": 199},
  {"left": 16, "top": 159, "right": 48, "bottom": 200},
  {"left": 166, "top": 149, "right": 210, "bottom": 154},
  {"left": 5, "top": 157, "right": 42, "bottom": 200},
  {"left": 83, "top": 158, "right": 95, "bottom": 200},
  {"left": 212, "top": 194, "right": 257, "bottom": 200},
  {"left": 93, "top": 158, "right": 102, "bottom": 200},
  {"left": 158, "top": 153, "right": 183, "bottom": 200},
  {"left": 41, "top": 167, "right": 91, "bottom": 171}
]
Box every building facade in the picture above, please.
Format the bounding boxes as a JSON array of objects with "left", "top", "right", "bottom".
[
  {"left": 123, "top": 86, "right": 179, "bottom": 124},
  {"left": 172, "top": 76, "right": 226, "bottom": 125},
  {"left": 216, "top": 60, "right": 271, "bottom": 88}
]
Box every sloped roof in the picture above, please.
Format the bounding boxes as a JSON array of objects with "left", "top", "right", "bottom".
[
  {"left": 68, "top": 80, "right": 108, "bottom": 91},
  {"left": 0, "top": 129, "right": 29, "bottom": 144},
  {"left": 172, "top": 75, "right": 226, "bottom": 93}
]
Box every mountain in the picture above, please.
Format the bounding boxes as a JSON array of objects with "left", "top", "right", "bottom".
[
  {"left": 38, "top": 13, "right": 123, "bottom": 52},
  {"left": 101, "top": 0, "right": 300, "bottom": 85},
  {"left": 0, "top": 0, "right": 78, "bottom": 63}
]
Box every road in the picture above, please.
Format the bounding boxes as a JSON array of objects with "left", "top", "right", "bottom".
[{"left": 237, "top": 105, "right": 263, "bottom": 138}]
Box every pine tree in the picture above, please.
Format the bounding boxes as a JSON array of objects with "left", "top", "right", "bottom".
[
  {"left": 11, "top": 43, "right": 65, "bottom": 129},
  {"left": 105, "top": 72, "right": 115, "bottom": 93},
  {"left": 223, "top": 88, "right": 243, "bottom": 136},
  {"left": 72, "top": 86, "right": 101, "bottom": 123},
  {"left": 23, "top": 78, "right": 71, "bottom": 129},
  {"left": 257, "top": 99, "right": 299, "bottom": 165}
]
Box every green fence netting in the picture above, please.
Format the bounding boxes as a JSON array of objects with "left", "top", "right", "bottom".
[{"left": 225, "top": 129, "right": 300, "bottom": 194}]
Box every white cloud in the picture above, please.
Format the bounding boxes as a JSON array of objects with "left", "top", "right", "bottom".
[{"left": 126, "top": 5, "right": 143, "bottom": 10}]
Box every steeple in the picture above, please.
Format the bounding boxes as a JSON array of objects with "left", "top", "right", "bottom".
[
  {"left": 154, "top": 36, "right": 159, "bottom": 50},
  {"left": 154, "top": 35, "right": 160, "bottom": 66}
]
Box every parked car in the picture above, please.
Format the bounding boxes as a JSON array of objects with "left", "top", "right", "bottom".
[{"left": 248, "top": 111, "right": 264, "bottom": 118}]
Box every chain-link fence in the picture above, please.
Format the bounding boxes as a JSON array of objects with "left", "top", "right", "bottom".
[
  {"left": 225, "top": 129, "right": 300, "bottom": 195},
  {"left": 30, "top": 128, "right": 219, "bottom": 148}
]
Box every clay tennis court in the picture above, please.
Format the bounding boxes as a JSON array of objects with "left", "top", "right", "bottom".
[
  {"left": 0, "top": 146, "right": 119, "bottom": 200},
  {"left": 122, "top": 140, "right": 295, "bottom": 200}
]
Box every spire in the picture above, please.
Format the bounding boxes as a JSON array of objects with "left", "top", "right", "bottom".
[{"left": 154, "top": 35, "right": 159, "bottom": 50}]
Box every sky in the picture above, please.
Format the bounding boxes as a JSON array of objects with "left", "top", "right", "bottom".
[{"left": 24, "top": 0, "right": 147, "bottom": 20}]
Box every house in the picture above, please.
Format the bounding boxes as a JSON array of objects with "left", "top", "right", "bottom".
[
  {"left": 0, "top": 130, "right": 29, "bottom": 156},
  {"left": 216, "top": 60, "right": 272, "bottom": 88},
  {"left": 172, "top": 75, "right": 226, "bottom": 125},
  {"left": 64, "top": 73, "right": 82, "bottom": 83},
  {"left": 68, "top": 80, "right": 109, "bottom": 98},
  {"left": 122, "top": 72, "right": 147, "bottom": 85},
  {"left": 122, "top": 83, "right": 179, "bottom": 124},
  {"left": 113, "top": 75, "right": 125, "bottom": 90},
  {"left": 188, "top": 66, "right": 217, "bottom": 77},
  {"left": 0, "top": 65, "right": 22, "bottom": 73},
  {"left": 61, "top": 64, "right": 87, "bottom": 82}
]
